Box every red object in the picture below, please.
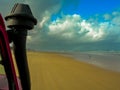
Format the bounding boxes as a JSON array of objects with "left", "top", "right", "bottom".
[{"left": 0, "top": 14, "right": 21, "bottom": 90}]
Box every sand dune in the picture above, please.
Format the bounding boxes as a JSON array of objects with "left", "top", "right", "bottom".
[{"left": 27, "top": 51, "right": 120, "bottom": 90}]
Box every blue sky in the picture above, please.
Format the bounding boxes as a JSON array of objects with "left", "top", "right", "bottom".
[
  {"left": 1, "top": 0, "right": 120, "bottom": 52},
  {"left": 52, "top": 0, "right": 120, "bottom": 19}
]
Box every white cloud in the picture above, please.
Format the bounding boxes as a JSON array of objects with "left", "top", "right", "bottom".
[
  {"left": 48, "top": 14, "right": 81, "bottom": 39},
  {"left": 103, "top": 14, "right": 111, "bottom": 20},
  {"left": 47, "top": 14, "right": 105, "bottom": 42},
  {"left": 112, "top": 11, "right": 120, "bottom": 16},
  {"left": 112, "top": 16, "right": 120, "bottom": 26},
  {"left": 27, "top": 36, "right": 32, "bottom": 43},
  {"left": 39, "top": 15, "right": 50, "bottom": 28}
]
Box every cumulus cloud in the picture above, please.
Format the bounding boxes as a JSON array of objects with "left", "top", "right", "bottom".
[
  {"left": 48, "top": 14, "right": 106, "bottom": 42},
  {"left": 27, "top": 11, "right": 120, "bottom": 51}
]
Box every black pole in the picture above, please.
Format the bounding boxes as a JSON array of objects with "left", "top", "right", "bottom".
[
  {"left": 5, "top": 3, "right": 37, "bottom": 90},
  {"left": 12, "top": 29, "right": 31, "bottom": 90}
]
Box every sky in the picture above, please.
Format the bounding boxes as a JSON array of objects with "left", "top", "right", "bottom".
[{"left": 1, "top": 0, "right": 120, "bottom": 52}]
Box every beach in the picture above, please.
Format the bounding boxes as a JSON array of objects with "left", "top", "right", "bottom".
[
  {"left": 62, "top": 51, "right": 120, "bottom": 72},
  {"left": 27, "top": 51, "right": 120, "bottom": 90}
]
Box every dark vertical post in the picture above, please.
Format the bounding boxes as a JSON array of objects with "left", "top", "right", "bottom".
[
  {"left": 5, "top": 3, "right": 37, "bottom": 90},
  {"left": 12, "top": 29, "right": 31, "bottom": 90}
]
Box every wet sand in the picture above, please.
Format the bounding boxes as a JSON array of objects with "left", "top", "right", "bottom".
[
  {"left": 27, "top": 51, "right": 120, "bottom": 90},
  {"left": 62, "top": 52, "right": 120, "bottom": 72}
]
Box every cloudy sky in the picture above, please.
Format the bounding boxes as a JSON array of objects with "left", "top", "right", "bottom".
[{"left": 1, "top": 0, "right": 120, "bottom": 52}]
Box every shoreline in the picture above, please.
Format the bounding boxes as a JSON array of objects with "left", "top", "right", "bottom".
[{"left": 59, "top": 52, "right": 120, "bottom": 72}]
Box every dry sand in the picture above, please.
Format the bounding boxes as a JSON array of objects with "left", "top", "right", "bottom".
[{"left": 27, "top": 51, "right": 120, "bottom": 90}]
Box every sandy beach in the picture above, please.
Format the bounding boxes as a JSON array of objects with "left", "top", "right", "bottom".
[{"left": 27, "top": 51, "right": 120, "bottom": 90}]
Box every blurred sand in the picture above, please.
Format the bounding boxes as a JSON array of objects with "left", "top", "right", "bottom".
[{"left": 27, "top": 51, "right": 120, "bottom": 90}]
